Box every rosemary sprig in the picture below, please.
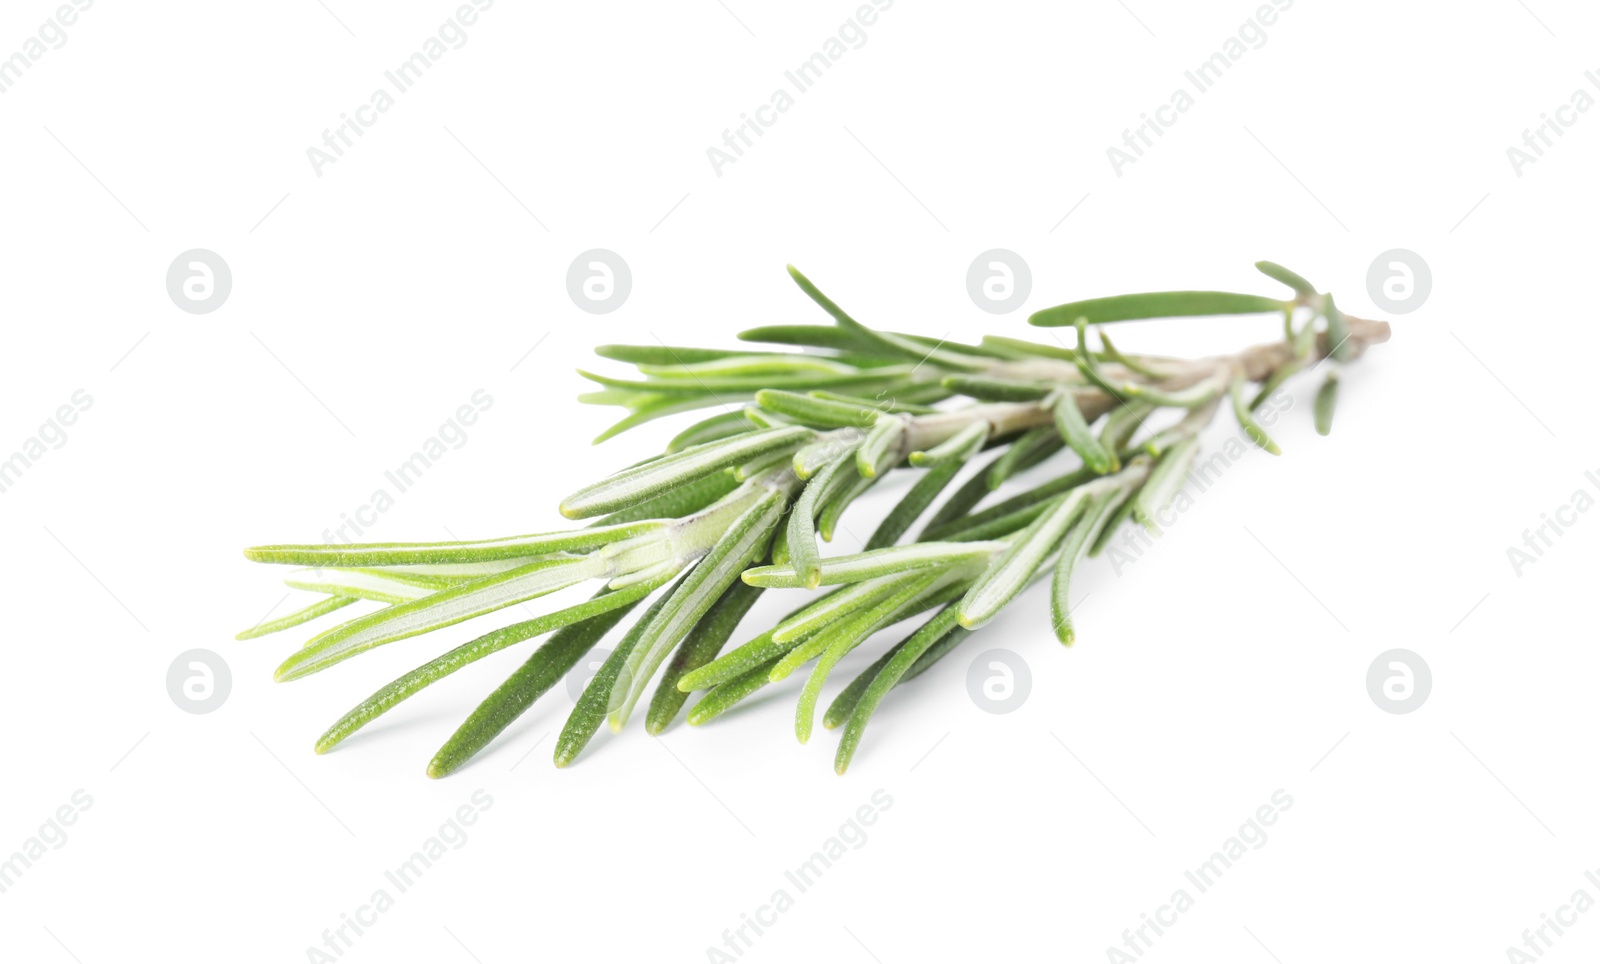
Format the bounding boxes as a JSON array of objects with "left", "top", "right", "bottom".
[{"left": 239, "top": 261, "right": 1390, "bottom": 775}]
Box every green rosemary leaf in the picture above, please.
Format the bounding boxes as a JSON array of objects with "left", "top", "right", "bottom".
[
  {"left": 834, "top": 603, "right": 965, "bottom": 774},
  {"left": 235, "top": 595, "right": 357, "bottom": 641},
  {"left": 940, "top": 374, "right": 1054, "bottom": 402},
  {"left": 245, "top": 520, "right": 662, "bottom": 568},
  {"left": 1052, "top": 493, "right": 1123, "bottom": 644},
  {"left": 786, "top": 265, "right": 987, "bottom": 372},
  {"left": 1095, "top": 331, "right": 1168, "bottom": 379},
  {"left": 592, "top": 396, "right": 722, "bottom": 443},
  {"left": 1131, "top": 436, "right": 1200, "bottom": 534},
  {"left": 608, "top": 486, "right": 788, "bottom": 729},
  {"left": 769, "top": 576, "right": 909, "bottom": 643},
  {"left": 980, "top": 334, "right": 1077, "bottom": 361},
  {"left": 425, "top": 593, "right": 645, "bottom": 777},
  {"left": 1254, "top": 261, "right": 1317, "bottom": 297},
  {"left": 819, "top": 473, "right": 876, "bottom": 542},
  {"left": 735, "top": 448, "right": 796, "bottom": 482},
  {"left": 1229, "top": 377, "right": 1283, "bottom": 455},
  {"left": 855, "top": 416, "right": 907, "bottom": 478},
  {"left": 667, "top": 410, "right": 756, "bottom": 452},
  {"left": 646, "top": 581, "right": 764, "bottom": 735},
  {"left": 957, "top": 488, "right": 1092, "bottom": 629},
  {"left": 1029, "top": 291, "right": 1288, "bottom": 327},
  {"left": 686, "top": 655, "right": 785, "bottom": 726},
  {"left": 788, "top": 451, "right": 857, "bottom": 589},
  {"left": 808, "top": 389, "right": 942, "bottom": 415},
  {"left": 579, "top": 366, "right": 917, "bottom": 396},
  {"left": 921, "top": 460, "right": 1106, "bottom": 542},
  {"left": 1249, "top": 357, "right": 1306, "bottom": 411},
  {"left": 1122, "top": 375, "right": 1226, "bottom": 409},
  {"left": 823, "top": 611, "right": 971, "bottom": 730},
  {"left": 559, "top": 426, "right": 811, "bottom": 519},
  {"left": 1324, "top": 293, "right": 1354, "bottom": 362},
  {"left": 281, "top": 568, "right": 458, "bottom": 604},
  {"left": 736, "top": 324, "right": 881, "bottom": 354},
  {"left": 316, "top": 581, "right": 662, "bottom": 757},
  {"left": 921, "top": 442, "right": 1054, "bottom": 536},
  {"left": 867, "top": 447, "right": 972, "bottom": 549},
  {"left": 1051, "top": 392, "right": 1117, "bottom": 474},
  {"left": 794, "top": 572, "right": 949, "bottom": 743},
  {"left": 769, "top": 574, "right": 935, "bottom": 682},
  {"left": 1088, "top": 485, "right": 1142, "bottom": 559},
  {"left": 745, "top": 542, "right": 1003, "bottom": 590},
  {"left": 1315, "top": 369, "right": 1340, "bottom": 435},
  {"left": 595, "top": 344, "right": 772, "bottom": 366},
  {"left": 275, "top": 555, "right": 612, "bottom": 682},
  {"left": 1099, "top": 401, "right": 1155, "bottom": 454},
  {"left": 637, "top": 356, "right": 859, "bottom": 379},
  {"left": 554, "top": 585, "right": 680, "bottom": 768},
  {"left": 756, "top": 389, "right": 877, "bottom": 429},
  {"left": 591, "top": 471, "right": 740, "bottom": 526},
  {"left": 988, "top": 426, "right": 1065, "bottom": 490},
  {"left": 909, "top": 420, "right": 988, "bottom": 468}
]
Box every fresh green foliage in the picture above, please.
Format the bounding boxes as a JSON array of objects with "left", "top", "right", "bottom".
[{"left": 240, "top": 261, "right": 1389, "bottom": 775}]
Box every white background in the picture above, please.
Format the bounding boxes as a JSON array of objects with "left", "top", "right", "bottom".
[{"left": 2, "top": 1, "right": 1597, "bottom": 961}]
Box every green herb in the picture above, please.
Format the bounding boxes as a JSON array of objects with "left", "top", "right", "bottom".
[{"left": 240, "top": 261, "right": 1389, "bottom": 775}]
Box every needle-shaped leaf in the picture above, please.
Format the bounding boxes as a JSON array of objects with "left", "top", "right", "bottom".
[
  {"left": 281, "top": 568, "right": 450, "bottom": 605},
  {"left": 1051, "top": 392, "right": 1117, "bottom": 474},
  {"left": 793, "top": 573, "right": 949, "bottom": 743},
  {"left": 1030, "top": 291, "right": 1288, "bottom": 327},
  {"left": 1052, "top": 493, "right": 1124, "bottom": 644},
  {"left": 818, "top": 473, "right": 876, "bottom": 542},
  {"left": 592, "top": 471, "right": 740, "bottom": 526},
  {"left": 788, "top": 450, "right": 857, "bottom": 589},
  {"left": 425, "top": 591, "right": 647, "bottom": 778},
  {"left": 245, "top": 520, "right": 662, "bottom": 568},
  {"left": 823, "top": 611, "right": 970, "bottom": 730},
  {"left": 987, "top": 426, "right": 1064, "bottom": 490},
  {"left": 317, "top": 581, "right": 662, "bottom": 759},
  {"left": 940, "top": 375, "right": 1054, "bottom": 402},
  {"left": 235, "top": 595, "right": 357, "bottom": 641},
  {"left": 686, "top": 655, "right": 785, "bottom": 726},
  {"left": 638, "top": 356, "right": 860, "bottom": 379},
  {"left": 560, "top": 426, "right": 810, "bottom": 519},
  {"left": 275, "top": 554, "right": 611, "bottom": 682},
  {"left": 786, "top": 265, "right": 987, "bottom": 372},
  {"left": 554, "top": 584, "right": 681, "bottom": 768},
  {"left": 595, "top": 344, "right": 780, "bottom": 366},
  {"left": 646, "top": 581, "right": 764, "bottom": 735},
  {"left": 957, "top": 487, "right": 1093, "bottom": 629},
  {"left": 666, "top": 410, "right": 756, "bottom": 452},
  {"left": 744, "top": 541, "right": 1004, "bottom": 590},
  {"left": 608, "top": 487, "right": 788, "bottom": 730},
  {"left": 866, "top": 443, "right": 978, "bottom": 550},
  {"left": 1324, "top": 293, "right": 1354, "bottom": 362},
  {"left": 1131, "top": 436, "right": 1200, "bottom": 533},
  {"left": 1229, "top": 376, "right": 1282, "bottom": 455},
  {"left": 755, "top": 390, "right": 877, "bottom": 429},
  {"left": 1254, "top": 261, "right": 1317, "bottom": 297},
  {"left": 1315, "top": 369, "right": 1340, "bottom": 435},
  {"left": 909, "top": 420, "right": 988, "bottom": 468},
  {"left": 855, "top": 415, "right": 906, "bottom": 478},
  {"left": 833, "top": 603, "right": 964, "bottom": 774}
]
